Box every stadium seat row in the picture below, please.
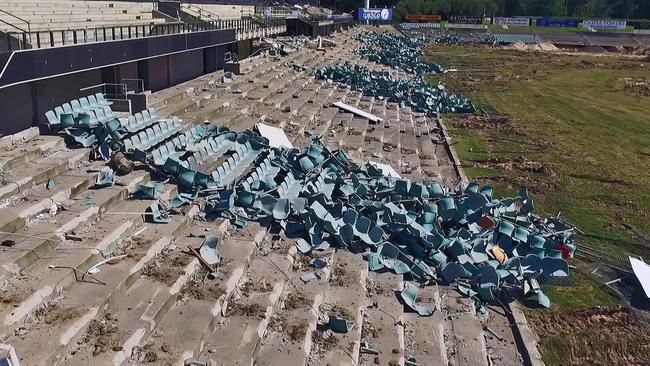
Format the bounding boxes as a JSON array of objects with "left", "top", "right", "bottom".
[
  {"left": 121, "top": 108, "right": 164, "bottom": 134},
  {"left": 242, "top": 153, "right": 280, "bottom": 192},
  {"left": 212, "top": 143, "right": 261, "bottom": 185},
  {"left": 45, "top": 93, "right": 114, "bottom": 129},
  {"left": 122, "top": 119, "right": 182, "bottom": 153}
]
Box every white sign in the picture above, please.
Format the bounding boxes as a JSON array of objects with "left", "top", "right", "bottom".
[
  {"left": 493, "top": 17, "right": 530, "bottom": 26},
  {"left": 583, "top": 19, "right": 627, "bottom": 30},
  {"left": 358, "top": 8, "right": 392, "bottom": 22}
]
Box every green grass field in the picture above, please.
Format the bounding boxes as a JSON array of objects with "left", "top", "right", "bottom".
[
  {"left": 427, "top": 46, "right": 650, "bottom": 257},
  {"left": 425, "top": 44, "right": 650, "bottom": 365}
]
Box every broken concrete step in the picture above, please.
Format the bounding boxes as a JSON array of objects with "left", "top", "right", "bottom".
[
  {"left": 266, "top": 77, "right": 312, "bottom": 108},
  {"left": 255, "top": 251, "right": 332, "bottom": 366},
  {"left": 402, "top": 284, "right": 447, "bottom": 366},
  {"left": 195, "top": 239, "right": 297, "bottom": 365},
  {"left": 64, "top": 233, "right": 209, "bottom": 366},
  {"left": 0, "top": 148, "right": 89, "bottom": 201},
  {"left": 129, "top": 224, "right": 265, "bottom": 364},
  {"left": 443, "top": 289, "right": 489, "bottom": 366},
  {"left": 4, "top": 209, "right": 193, "bottom": 365},
  {"left": 0, "top": 172, "right": 96, "bottom": 241},
  {"left": 0, "top": 213, "right": 142, "bottom": 338},
  {"left": 310, "top": 250, "right": 367, "bottom": 366},
  {"left": 481, "top": 304, "right": 522, "bottom": 366},
  {"left": 0, "top": 170, "right": 150, "bottom": 283},
  {"left": 0, "top": 135, "right": 65, "bottom": 171},
  {"left": 359, "top": 271, "right": 405, "bottom": 366}
]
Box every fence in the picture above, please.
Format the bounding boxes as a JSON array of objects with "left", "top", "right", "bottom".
[{"left": 2, "top": 18, "right": 286, "bottom": 52}]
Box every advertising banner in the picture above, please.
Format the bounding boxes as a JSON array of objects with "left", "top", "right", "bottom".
[
  {"left": 358, "top": 8, "right": 393, "bottom": 22},
  {"left": 536, "top": 18, "right": 580, "bottom": 27},
  {"left": 493, "top": 17, "right": 530, "bottom": 26},
  {"left": 448, "top": 15, "right": 483, "bottom": 24},
  {"left": 405, "top": 14, "right": 442, "bottom": 22},
  {"left": 582, "top": 19, "right": 627, "bottom": 29}
]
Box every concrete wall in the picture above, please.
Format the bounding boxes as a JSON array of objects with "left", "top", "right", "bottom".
[
  {"left": 0, "top": 69, "right": 102, "bottom": 134},
  {"left": 0, "top": 39, "right": 238, "bottom": 134},
  {"left": 0, "top": 84, "right": 33, "bottom": 135},
  {"left": 139, "top": 56, "right": 169, "bottom": 92},
  {"left": 33, "top": 70, "right": 103, "bottom": 121},
  {"left": 169, "top": 50, "right": 204, "bottom": 85}
]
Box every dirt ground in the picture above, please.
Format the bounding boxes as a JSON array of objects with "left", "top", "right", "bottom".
[{"left": 527, "top": 306, "right": 650, "bottom": 366}]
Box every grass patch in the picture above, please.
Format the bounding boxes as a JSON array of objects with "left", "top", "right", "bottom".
[
  {"left": 542, "top": 267, "right": 620, "bottom": 310},
  {"left": 427, "top": 44, "right": 650, "bottom": 258},
  {"left": 428, "top": 43, "right": 650, "bottom": 366}
]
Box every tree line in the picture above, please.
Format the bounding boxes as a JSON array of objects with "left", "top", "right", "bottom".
[{"left": 319, "top": 0, "right": 650, "bottom": 20}]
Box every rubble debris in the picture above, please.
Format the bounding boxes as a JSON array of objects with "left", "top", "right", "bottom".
[
  {"left": 45, "top": 178, "right": 55, "bottom": 190},
  {"left": 333, "top": 101, "right": 383, "bottom": 123},
  {"left": 355, "top": 31, "right": 445, "bottom": 74},
  {"left": 110, "top": 151, "right": 134, "bottom": 175},
  {"left": 300, "top": 272, "right": 318, "bottom": 284},
  {"left": 95, "top": 167, "right": 115, "bottom": 188},
  {"left": 315, "top": 64, "right": 474, "bottom": 115},
  {"left": 199, "top": 235, "right": 221, "bottom": 266},
  {"left": 400, "top": 282, "right": 433, "bottom": 317}
]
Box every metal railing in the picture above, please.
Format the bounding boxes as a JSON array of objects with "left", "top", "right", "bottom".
[
  {"left": 2, "top": 18, "right": 286, "bottom": 52},
  {"left": 123, "top": 78, "right": 145, "bottom": 94},
  {"left": 0, "top": 9, "right": 31, "bottom": 33},
  {"left": 80, "top": 83, "right": 127, "bottom": 100},
  {"left": 181, "top": 2, "right": 222, "bottom": 22}
]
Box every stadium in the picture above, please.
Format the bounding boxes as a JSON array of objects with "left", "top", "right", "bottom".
[{"left": 0, "top": 1, "right": 648, "bottom": 365}]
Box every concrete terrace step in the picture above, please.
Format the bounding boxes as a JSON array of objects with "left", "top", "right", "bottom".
[
  {"left": 255, "top": 251, "right": 333, "bottom": 366},
  {"left": 195, "top": 232, "right": 297, "bottom": 365},
  {"left": 0, "top": 185, "right": 179, "bottom": 338},
  {"left": 3, "top": 202, "right": 193, "bottom": 366},
  {"left": 0, "top": 135, "right": 64, "bottom": 171},
  {"left": 127, "top": 224, "right": 266, "bottom": 364},
  {"left": 308, "top": 250, "right": 367, "bottom": 366},
  {"left": 62, "top": 218, "right": 227, "bottom": 366},
  {"left": 0, "top": 170, "right": 150, "bottom": 283},
  {"left": 442, "top": 288, "right": 489, "bottom": 366},
  {"left": 359, "top": 271, "right": 405, "bottom": 366},
  {"left": 0, "top": 171, "right": 96, "bottom": 241},
  {"left": 0, "top": 148, "right": 90, "bottom": 201},
  {"left": 402, "top": 284, "right": 447, "bottom": 365}
]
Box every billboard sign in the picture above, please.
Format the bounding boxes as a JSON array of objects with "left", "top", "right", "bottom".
[
  {"left": 405, "top": 14, "right": 442, "bottom": 22},
  {"left": 536, "top": 18, "right": 579, "bottom": 27},
  {"left": 493, "top": 17, "right": 530, "bottom": 26},
  {"left": 448, "top": 15, "right": 483, "bottom": 24},
  {"left": 583, "top": 19, "right": 627, "bottom": 29},
  {"left": 358, "top": 8, "right": 393, "bottom": 22}
]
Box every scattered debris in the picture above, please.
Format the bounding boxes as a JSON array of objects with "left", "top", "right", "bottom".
[
  {"left": 300, "top": 272, "right": 318, "bottom": 284},
  {"left": 333, "top": 101, "right": 383, "bottom": 123},
  {"left": 315, "top": 64, "right": 474, "bottom": 115},
  {"left": 95, "top": 167, "right": 115, "bottom": 188}
]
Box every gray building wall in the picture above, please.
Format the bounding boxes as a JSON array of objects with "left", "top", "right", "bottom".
[
  {"left": 169, "top": 50, "right": 204, "bottom": 86},
  {"left": 0, "top": 84, "right": 33, "bottom": 135}
]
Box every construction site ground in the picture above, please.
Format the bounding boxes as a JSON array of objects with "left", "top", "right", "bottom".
[
  {"left": 0, "top": 27, "right": 531, "bottom": 366},
  {"left": 424, "top": 42, "right": 650, "bottom": 365}
]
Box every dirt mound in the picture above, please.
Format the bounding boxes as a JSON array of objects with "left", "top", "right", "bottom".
[
  {"left": 538, "top": 42, "right": 559, "bottom": 51},
  {"left": 508, "top": 41, "right": 528, "bottom": 51},
  {"left": 506, "top": 41, "right": 559, "bottom": 52},
  {"left": 621, "top": 77, "right": 650, "bottom": 96}
]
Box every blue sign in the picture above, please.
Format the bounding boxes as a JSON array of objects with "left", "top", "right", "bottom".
[
  {"left": 536, "top": 18, "right": 580, "bottom": 28},
  {"left": 358, "top": 8, "right": 392, "bottom": 22}
]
